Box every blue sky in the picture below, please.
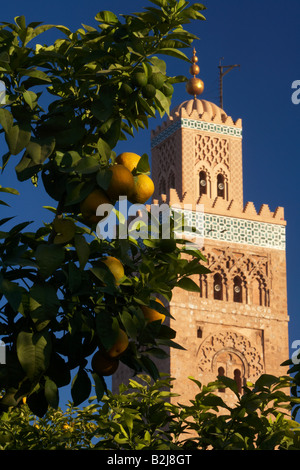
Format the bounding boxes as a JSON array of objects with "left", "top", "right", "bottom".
[{"left": 1, "top": 0, "right": 300, "bottom": 404}]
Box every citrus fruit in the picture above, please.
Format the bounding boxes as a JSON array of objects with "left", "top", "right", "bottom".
[
  {"left": 141, "top": 298, "right": 165, "bottom": 323},
  {"left": 106, "top": 164, "right": 135, "bottom": 201},
  {"left": 119, "top": 83, "right": 133, "bottom": 98},
  {"left": 148, "top": 72, "right": 165, "bottom": 90},
  {"left": 132, "top": 70, "right": 147, "bottom": 88},
  {"left": 129, "top": 174, "right": 155, "bottom": 204},
  {"left": 102, "top": 256, "right": 125, "bottom": 285},
  {"left": 107, "top": 329, "right": 129, "bottom": 358},
  {"left": 80, "top": 188, "right": 112, "bottom": 226},
  {"left": 162, "top": 82, "right": 174, "bottom": 97},
  {"left": 142, "top": 84, "right": 156, "bottom": 99},
  {"left": 92, "top": 350, "right": 119, "bottom": 376},
  {"left": 116, "top": 152, "right": 141, "bottom": 173}
]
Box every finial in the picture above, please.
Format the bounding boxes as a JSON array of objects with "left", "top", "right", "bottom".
[{"left": 186, "top": 47, "right": 204, "bottom": 99}]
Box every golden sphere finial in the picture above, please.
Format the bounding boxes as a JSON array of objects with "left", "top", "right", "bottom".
[{"left": 186, "top": 47, "right": 204, "bottom": 99}]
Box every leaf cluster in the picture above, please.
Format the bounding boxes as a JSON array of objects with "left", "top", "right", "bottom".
[
  {"left": 0, "top": 371, "right": 300, "bottom": 450},
  {"left": 0, "top": 0, "right": 208, "bottom": 416}
]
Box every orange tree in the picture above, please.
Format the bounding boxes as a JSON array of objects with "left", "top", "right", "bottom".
[{"left": 0, "top": 1, "right": 210, "bottom": 417}]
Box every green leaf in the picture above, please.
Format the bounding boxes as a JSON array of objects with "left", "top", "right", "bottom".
[
  {"left": 29, "top": 284, "right": 60, "bottom": 330},
  {"left": 92, "top": 372, "right": 106, "bottom": 401},
  {"left": 65, "top": 180, "right": 95, "bottom": 206},
  {"left": 96, "top": 168, "right": 113, "bottom": 191},
  {"left": 15, "top": 154, "right": 41, "bottom": 182},
  {"left": 177, "top": 277, "right": 201, "bottom": 293},
  {"left": 0, "top": 109, "right": 13, "bottom": 134},
  {"left": 5, "top": 123, "right": 31, "bottom": 155},
  {"left": 254, "top": 374, "right": 279, "bottom": 390},
  {"left": 95, "top": 312, "right": 119, "bottom": 350},
  {"left": 135, "top": 153, "right": 150, "bottom": 174},
  {"left": 44, "top": 377, "right": 59, "bottom": 408},
  {"left": 71, "top": 368, "right": 91, "bottom": 406},
  {"left": 155, "top": 47, "right": 190, "bottom": 62},
  {"left": 18, "top": 68, "right": 52, "bottom": 82},
  {"left": 0, "top": 276, "right": 23, "bottom": 311},
  {"left": 97, "top": 138, "right": 112, "bottom": 162},
  {"left": 26, "top": 138, "right": 55, "bottom": 164},
  {"left": 0, "top": 186, "right": 19, "bottom": 196},
  {"left": 16, "top": 330, "right": 52, "bottom": 381},
  {"left": 35, "top": 244, "right": 65, "bottom": 278},
  {"left": 95, "top": 11, "right": 119, "bottom": 25},
  {"left": 74, "top": 234, "right": 90, "bottom": 270},
  {"left": 74, "top": 156, "right": 100, "bottom": 175}
]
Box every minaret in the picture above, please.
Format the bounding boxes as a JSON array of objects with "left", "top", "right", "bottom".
[
  {"left": 113, "top": 50, "right": 289, "bottom": 406},
  {"left": 150, "top": 49, "right": 289, "bottom": 405}
]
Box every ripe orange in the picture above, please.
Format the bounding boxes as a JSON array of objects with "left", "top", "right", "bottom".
[
  {"left": 106, "top": 164, "right": 135, "bottom": 201},
  {"left": 107, "top": 329, "right": 129, "bottom": 358},
  {"left": 115, "top": 152, "right": 141, "bottom": 173},
  {"left": 102, "top": 256, "right": 125, "bottom": 285},
  {"left": 141, "top": 298, "right": 165, "bottom": 323},
  {"left": 129, "top": 174, "right": 155, "bottom": 204},
  {"left": 80, "top": 188, "right": 112, "bottom": 226},
  {"left": 92, "top": 350, "right": 119, "bottom": 376}
]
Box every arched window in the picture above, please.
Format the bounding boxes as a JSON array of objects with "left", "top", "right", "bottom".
[
  {"left": 233, "top": 276, "right": 243, "bottom": 303},
  {"left": 199, "top": 274, "right": 208, "bottom": 298},
  {"left": 197, "top": 327, "right": 203, "bottom": 339},
  {"left": 217, "top": 173, "right": 225, "bottom": 198},
  {"left": 218, "top": 367, "right": 225, "bottom": 393},
  {"left": 234, "top": 369, "right": 242, "bottom": 394},
  {"left": 159, "top": 176, "right": 166, "bottom": 195},
  {"left": 169, "top": 171, "right": 175, "bottom": 189},
  {"left": 253, "top": 275, "right": 268, "bottom": 307},
  {"left": 199, "top": 171, "right": 207, "bottom": 196},
  {"left": 213, "top": 273, "right": 223, "bottom": 300}
]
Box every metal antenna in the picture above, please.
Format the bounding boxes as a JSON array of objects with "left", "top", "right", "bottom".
[{"left": 218, "top": 58, "right": 240, "bottom": 109}]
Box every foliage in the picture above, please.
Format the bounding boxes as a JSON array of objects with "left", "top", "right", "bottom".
[
  {"left": 0, "top": 0, "right": 209, "bottom": 417},
  {"left": 1, "top": 372, "right": 300, "bottom": 450}
]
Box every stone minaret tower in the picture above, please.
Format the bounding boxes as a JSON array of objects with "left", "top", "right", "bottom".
[{"left": 113, "top": 50, "right": 289, "bottom": 405}]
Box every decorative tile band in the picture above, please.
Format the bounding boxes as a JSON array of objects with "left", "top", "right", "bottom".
[
  {"left": 172, "top": 208, "right": 286, "bottom": 251},
  {"left": 151, "top": 118, "right": 242, "bottom": 148}
]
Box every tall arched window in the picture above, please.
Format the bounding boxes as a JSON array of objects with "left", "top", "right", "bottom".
[
  {"left": 199, "top": 274, "right": 208, "bottom": 298},
  {"left": 213, "top": 273, "right": 223, "bottom": 301},
  {"left": 253, "top": 275, "right": 268, "bottom": 307},
  {"left": 234, "top": 369, "right": 242, "bottom": 394},
  {"left": 169, "top": 171, "right": 175, "bottom": 189},
  {"left": 199, "top": 171, "right": 207, "bottom": 196},
  {"left": 217, "top": 173, "right": 225, "bottom": 198},
  {"left": 233, "top": 276, "right": 243, "bottom": 303},
  {"left": 218, "top": 366, "right": 225, "bottom": 393},
  {"left": 159, "top": 176, "right": 166, "bottom": 195}
]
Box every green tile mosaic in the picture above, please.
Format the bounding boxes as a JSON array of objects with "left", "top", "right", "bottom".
[
  {"left": 172, "top": 208, "right": 286, "bottom": 250},
  {"left": 151, "top": 118, "right": 242, "bottom": 148}
]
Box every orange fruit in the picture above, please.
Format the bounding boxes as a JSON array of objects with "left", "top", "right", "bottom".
[
  {"left": 141, "top": 298, "right": 165, "bottom": 323},
  {"left": 107, "top": 329, "right": 129, "bottom": 358},
  {"left": 106, "top": 164, "right": 135, "bottom": 201},
  {"left": 116, "top": 152, "right": 141, "bottom": 173},
  {"left": 102, "top": 256, "right": 125, "bottom": 285},
  {"left": 80, "top": 188, "right": 112, "bottom": 226},
  {"left": 92, "top": 350, "right": 119, "bottom": 376},
  {"left": 129, "top": 174, "right": 155, "bottom": 204}
]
